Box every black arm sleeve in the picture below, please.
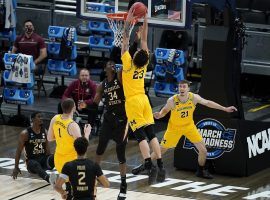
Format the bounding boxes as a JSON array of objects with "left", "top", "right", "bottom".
[{"left": 95, "top": 163, "right": 103, "bottom": 177}]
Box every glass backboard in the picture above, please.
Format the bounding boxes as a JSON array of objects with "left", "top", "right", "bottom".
[{"left": 77, "top": 0, "right": 192, "bottom": 29}]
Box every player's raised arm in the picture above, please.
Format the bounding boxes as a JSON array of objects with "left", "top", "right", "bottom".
[
  {"left": 140, "top": 14, "right": 148, "bottom": 52},
  {"left": 121, "top": 9, "right": 136, "bottom": 55}
]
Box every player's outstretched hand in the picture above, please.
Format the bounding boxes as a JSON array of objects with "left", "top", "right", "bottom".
[
  {"left": 153, "top": 112, "right": 162, "bottom": 119},
  {"left": 224, "top": 106, "right": 238, "bottom": 113},
  {"left": 12, "top": 167, "right": 21, "bottom": 180},
  {"left": 84, "top": 124, "right": 92, "bottom": 139}
]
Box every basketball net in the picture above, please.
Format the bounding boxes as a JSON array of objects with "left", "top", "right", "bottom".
[{"left": 106, "top": 12, "right": 136, "bottom": 47}]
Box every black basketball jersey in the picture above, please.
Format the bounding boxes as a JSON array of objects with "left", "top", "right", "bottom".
[
  {"left": 24, "top": 127, "right": 47, "bottom": 160},
  {"left": 102, "top": 75, "right": 125, "bottom": 115},
  {"left": 62, "top": 159, "right": 103, "bottom": 199}
]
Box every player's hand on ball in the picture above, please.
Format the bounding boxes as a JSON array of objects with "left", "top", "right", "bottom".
[
  {"left": 84, "top": 124, "right": 92, "bottom": 139},
  {"left": 153, "top": 112, "right": 162, "bottom": 119},
  {"left": 225, "top": 106, "right": 238, "bottom": 113}
]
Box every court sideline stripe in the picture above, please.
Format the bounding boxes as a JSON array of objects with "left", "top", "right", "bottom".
[
  {"left": 248, "top": 104, "right": 270, "bottom": 112},
  {"left": 8, "top": 184, "right": 50, "bottom": 200}
]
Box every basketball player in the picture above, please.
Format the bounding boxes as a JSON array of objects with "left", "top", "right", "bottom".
[
  {"left": 12, "top": 112, "right": 54, "bottom": 183},
  {"left": 132, "top": 80, "right": 238, "bottom": 179},
  {"left": 94, "top": 60, "right": 128, "bottom": 199},
  {"left": 121, "top": 9, "right": 165, "bottom": 184},
  {"left": 54, "top": 137, "right": 109, "bottom": 200},
  {"left": 47, "top": 98, "right": 91, "bottom": 199}
]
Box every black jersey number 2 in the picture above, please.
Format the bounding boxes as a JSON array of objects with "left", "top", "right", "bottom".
[{"left": 133, "top": 70, "right": 144, "bottom": 79}]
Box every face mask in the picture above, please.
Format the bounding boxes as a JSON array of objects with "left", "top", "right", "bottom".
[
  {"left": 82, "top": 82, "right": 87, "bottom": 88},
  {"left": 25, "top": 27, "right": 33, "bottom": 34}
]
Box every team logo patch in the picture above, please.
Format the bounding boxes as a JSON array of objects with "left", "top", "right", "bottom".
[{"left": 183, "top": 118, "right": 236, "bottom": 159}]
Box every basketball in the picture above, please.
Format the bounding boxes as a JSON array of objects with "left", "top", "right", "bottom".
[{"left": 131, "top": 2, "right": 147, "bottom": 19}]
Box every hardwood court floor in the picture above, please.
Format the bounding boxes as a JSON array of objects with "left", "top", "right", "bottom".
[{"left": 0, "top": 125, "right": 270, "bottom": 200}]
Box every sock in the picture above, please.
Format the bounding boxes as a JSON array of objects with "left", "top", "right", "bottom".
[
  {"left": 121, "top": 175, "right": 126, "bottom": 184},
  {"left": 157, "top": 159, "right": 163, "bottom": 169},
  {"left": 144, "top": 158, "right": 152, "bottom": 170},
  {"left": 198, "top": 164, "right": 204, "bottom": 171}
]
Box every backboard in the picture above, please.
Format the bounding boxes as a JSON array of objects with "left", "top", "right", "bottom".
[{"left": 77, "top": 0, "right": 192, "bottom": 29}]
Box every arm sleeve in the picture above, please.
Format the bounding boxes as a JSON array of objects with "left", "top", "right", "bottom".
[
  {"left": 84, "top": 80, "right": 97, "bottom": 105},
  {"left": 95, "top": 163, "right": 103, "bottom": 177},
  {"left": 121, "top": 51, "right": 132, "bottom": 71},
  {"left": 129, "top": 41, "right": 138, "bottom": 58}
]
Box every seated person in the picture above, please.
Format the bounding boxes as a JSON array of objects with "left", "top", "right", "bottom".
[
  {"left": 58, "top": 68, "right": 97, "bottom": 128},
  {"left": 12, "top": 112, "right": 54, "bottom": 183}
]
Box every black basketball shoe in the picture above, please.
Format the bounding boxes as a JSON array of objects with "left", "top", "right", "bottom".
[
  {"left": 196, "top": 168, "right": 213, "bottom": 179},
  {"left": 156, "top": 167, "right": 166, "bottom": 182},
  {"left": 148, "top": 165, "right": 157, "bottom": 185},
  {"left": 117, "top": 182, "right": 127, "bottom": 200},
  {"left": 131, "top": 163, "right": 145, "bottom": 175}
]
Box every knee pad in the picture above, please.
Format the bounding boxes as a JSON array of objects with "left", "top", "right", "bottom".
[
  {"left": 133, "top": 128, "right": 147, "bottom": 143},
  {"left": 145, "top": 125, "right": 156, "bottom": 142},
  {"left": 116, "top": 143, "right": 126, "bottom": 164},
  {"left": 47, "top": 155, "right": 55, "bottom": 170}
]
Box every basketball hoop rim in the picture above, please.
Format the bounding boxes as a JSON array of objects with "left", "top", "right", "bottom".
[{"left": 106, "top": 12, "right": 137, "bottom": 24}]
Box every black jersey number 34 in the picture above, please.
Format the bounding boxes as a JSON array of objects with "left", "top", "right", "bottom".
[{"left": 133, "top": 70, "right": 144, "bottom": 79}]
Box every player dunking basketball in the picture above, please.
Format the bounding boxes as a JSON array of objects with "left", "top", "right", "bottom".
[
  {"left": 121, "top": 9, "right": 165, "bottom": 184},
  {"left": 94, "top": 60, "right": 128, "bottom": 199},
  {"left": 47, "top": 98, "right": 91, "bottom": 199}
]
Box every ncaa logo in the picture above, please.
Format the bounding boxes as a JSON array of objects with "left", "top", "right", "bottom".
[{"left": 183, "top": 118, "right": 236, "bottom": 159}]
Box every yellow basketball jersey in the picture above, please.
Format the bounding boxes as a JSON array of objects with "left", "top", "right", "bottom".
[
  {"left": 121, "top": 51, "right": 148, "bottom": 98},
  {"left": 53, "top": 114, "right": 76, "bottom": 156},
  {"left": 169, "top": 92, "right": 195, "bottom": 128}
]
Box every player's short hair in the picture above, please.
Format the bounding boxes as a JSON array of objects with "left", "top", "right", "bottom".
[
  {"left": 74, "top": 137, "right": 89, "bottom": 156},
  {"left": 30, "top": 112, "right": 41, "bottom": 123},
  {"left": 133, "top": 49, "right": 149, "bottom": 68},
  {"left": 61, "top": 98, "right": 75, "bottom": 114},
  {"left": 31, "top": 112, "right": 41, "bottom": 120},
  {"left": 179, "top": 79, "right": 191, "bottom": 86}
]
